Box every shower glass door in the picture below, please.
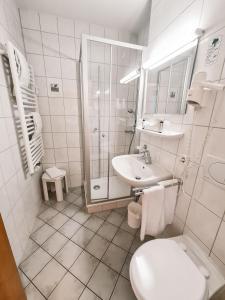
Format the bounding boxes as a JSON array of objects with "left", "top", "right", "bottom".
[
  {"left": 81, "top": 35, "right": 143, "bottom": 204},
  {"left": 87, "top": 39, "right": 111, "bottom": 200}
]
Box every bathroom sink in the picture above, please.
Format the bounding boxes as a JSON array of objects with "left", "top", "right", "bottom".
[{"left": 112, "top": 154, "right": 172, "bottom": 187}]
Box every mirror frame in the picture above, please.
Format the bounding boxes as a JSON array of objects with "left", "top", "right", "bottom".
[{"left": 142, "top": 43, "right": 198, "bottom": 116}]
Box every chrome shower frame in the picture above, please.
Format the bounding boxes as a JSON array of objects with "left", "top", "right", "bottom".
[{"left": 80, "top": 34, "right": 144, "bottom": 206}]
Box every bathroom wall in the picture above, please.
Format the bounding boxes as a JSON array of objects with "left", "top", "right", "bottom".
[
  {"left": 141, "top": 0, "right": 225, "bottom": 273},
  {"left": 19, "top": 9, "right": 139, "bottom": 187},
  {"left": 0, "top": 0, "right": 42, "bottom": 265}
]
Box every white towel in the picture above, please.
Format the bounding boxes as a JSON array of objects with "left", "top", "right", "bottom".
[
  {"left": 158, "top": 179, "right": 178, "bottom": 224},
  {"left": 46, "top": 167, "right": 64, "bottom": 179},
  {"left": 140, "top": 185, "right": 165, "bottom": 240},
  {"left": 14, "top": 47, "right": 30, "bottom": 88}
]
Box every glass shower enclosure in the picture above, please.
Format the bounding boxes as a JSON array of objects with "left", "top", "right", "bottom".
[{"left": 81, "top": 35, "right": 143, "bottom": 205}]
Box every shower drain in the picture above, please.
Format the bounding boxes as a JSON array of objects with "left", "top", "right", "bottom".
[{"left": 93, "top": 185, "right": 101, "bottom": 190}]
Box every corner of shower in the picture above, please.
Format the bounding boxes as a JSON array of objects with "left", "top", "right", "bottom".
[{"left": 80, "top": 34, "right": 143, "bottom": 210}]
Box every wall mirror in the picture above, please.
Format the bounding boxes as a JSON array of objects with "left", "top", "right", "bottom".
[{"left": 143, "top": 45, "right": 198, "bottom": 115}]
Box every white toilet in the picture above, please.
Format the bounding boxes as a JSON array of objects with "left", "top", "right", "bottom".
[{"left": 130, "top": 236, "right": 225, "bottom": 300}]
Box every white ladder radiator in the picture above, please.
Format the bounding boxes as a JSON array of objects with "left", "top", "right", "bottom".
[{"left": 6, "top": 41, "right": 44, "bottom": 174}]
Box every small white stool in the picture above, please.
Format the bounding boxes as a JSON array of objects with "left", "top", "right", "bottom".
[{"left": 42, "top": 169, "right": 69, "bottom": 202}]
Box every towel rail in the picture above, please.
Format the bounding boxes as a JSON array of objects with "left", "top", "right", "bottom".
[
  {"left": 1, "top": 41, "right": 44, "bottom": 174},
  {"left": 132, "top": 178, "right": 182, "bottom": 196}
]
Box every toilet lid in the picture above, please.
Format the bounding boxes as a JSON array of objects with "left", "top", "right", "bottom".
[{"left": 130, "top": 239, "right": 207, "bottom": 300}]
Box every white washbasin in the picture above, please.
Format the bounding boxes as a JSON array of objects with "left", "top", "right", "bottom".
[{"left": 112, "top": 154, "right": 172, "bottom": 187}]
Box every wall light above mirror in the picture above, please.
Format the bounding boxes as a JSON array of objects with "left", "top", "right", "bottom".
[{"left": 143, "top": 41, "right": 198, "bottom": 115}]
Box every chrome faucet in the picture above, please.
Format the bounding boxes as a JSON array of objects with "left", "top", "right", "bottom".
[{"left": 138, "top": 145, "right": 152, "bottom": 164}]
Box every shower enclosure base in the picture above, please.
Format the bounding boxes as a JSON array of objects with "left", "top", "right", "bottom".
[{"left": 91, "top": 176, "right": 131, "bottom": 201}]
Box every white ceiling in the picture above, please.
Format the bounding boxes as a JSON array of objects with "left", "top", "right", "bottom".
[{"left": 15, "top": 0, "right": 151, "bottom": 34}]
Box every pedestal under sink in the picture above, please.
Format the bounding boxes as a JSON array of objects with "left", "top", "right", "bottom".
[{"left": 112, "top": 154, "right": 172, "bottom": 187}]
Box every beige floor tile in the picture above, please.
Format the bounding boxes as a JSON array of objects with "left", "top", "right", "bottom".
[
  {"left": 72, "top": 210, "right": 90, "bottom": 224},
  {"left": 71, "top": 226, "right": 95, "bottom": 248},
  {"left": 102, "top": 243, "right": 127, "bottom": 272},
  {"left": 42, "top": 232, "right": 68, "bottom": 256},
  {"left": 121, "top": 253, "right": 132, "bottom": 280},
  {"left": 33, "top": 259, "right": 67, "bottom": 297},
  {"left": 47, "top": 213, "right": 69, "bottom": 230},
  {"left": 88, "top": 262, "right": 118, "bottom": 300},
  {"left": 31, "top": 224, "right": 56, "bottom": 245},
  {"left": 111, "top": 276, "right": 136, "bottom": 300},
  {"left": 120, "top": 219, "right": 137, "bottom": 235},
  {"left": 62, "top": 203, "right": 80, "bottom": 218},
  {"left": 107, "top": 211, "right": 124, "bottom": 227},
  {"left": 51, "top": 200, "right": 70, "bottom": 211},
  {"left": 48, "top": 272, "right": 84, "bottom": 300},
  {"left": 20, "top": 248, "right": 51, "bottom": 280},
  {"left": 25, "top": 283, "right": 45, "bottom": 300},
  {"left": 97, "top": 221, "right": 118, "bottom": 241},
  {"left": 22, "top": 239, "right": 39, "bottom": 261},
  {"left": 112, "top": 229, "right": 133, "bottom": 251},
  {"left": 70, "top": 251, "right": 99, "bottom": 284},
  {"left": 86, "top": 234, "right": 109, "bottom": 259},
  {"left": 79, "top": 288, "right": 101, "bottom": 300},
  {"left": 58, "top": 219, "right": 81, "bottom": 238},
  {"left": 38, "top": 207, "right": 58, "bottom": 222},
  {"left": 84, "top": 216, "right": 104, "bottom": 232},
  {"left": 55, "top": 240, "right": 82, "bottom": 269}
]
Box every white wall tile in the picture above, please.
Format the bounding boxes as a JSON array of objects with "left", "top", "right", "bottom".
[
  {"left": 42, "top": 116, "right": 52, "bottom": 132},
  {"left": 211, "top": 82, "right": 225, "bottom": 128},
  {"left": 59, "top": 36, "right": 75, "bottom": 59},
  {"left": 38, "top": 97, "right": 50, "bottom": 115},
  {"left": 42, "top": 133, "right": 53, "bottom": 148},
  {"left": 212, "top": 221, "right": 225, "bottom": 264},
  {"left": 61, "top": 58, "right": 77, "bottom": 79},
  {"left": 55, "top": 148, "right": 68, "bottom": 163},
  {"left": 27, "top": 54, "right": 45, "bottom": 76},
  {"left": 40, "top": 13, "right": 58, "bottom": 33},
  {"left": 186, "top": 200, "right": 221, "bottom": 249},
  {"left": 75, "top": 20, "right": 89, "bottom": 38},
  {"left": 23, "top": 29, "right": 43, "bottom": 54},
  {"left": 58, "top": 17, "right": 74, "bottom": 37},
  {"left": 53, "top": 133, "right": 67, "bottom": 148},
  {"left": 42, "top": 149, "right": 55, "bottom": 163},
  {"left": 51, "top": 116, "right": 66, "bottom": 132},
  {"left": 189, "top": 126, "right": 208, "bottom": 163},
  {"left": 35, "top": 77, "right": 47, "bottom": 96},
  {"left": 90, "top": 24, "right": 105, "bottom": 37},
  {"left": 175, "top": 191, "right": 191, "bottom": 223},
  {"left": 49, "top": 98, "right": 64, "bottom": 116},
  {"left": 62, "top": 79, "right": 78, "bottom": 98},
  {"left": 65, "top": 116, "right": 80, "bottom": 133},
  {"left": 193, "top": 171, "right": 225, "bottom": 218},
  {"left": 66, "top": 133, "right": 80, "bottom": 148},
  {"left": 0, "top": 149, "right": 16, "bottom": 182},
  {"left": 20, "top": 9, "right": 40, "bottom": 30},
  {"left": 42, "top": 32, "right": 59, "bottom": 57},
  {"left": 44, "top": 56, "right": 61, "bottom": 78},
  {"left": 68, "top": 148, "right": 81, "bottom": 162},
  {"left": 64, "top": 98, "right": 79, "bottom": 115}
]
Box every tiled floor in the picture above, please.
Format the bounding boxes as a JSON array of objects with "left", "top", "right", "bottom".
[{"left": 19, "top": 187, "right": 152, "bottom": 300}]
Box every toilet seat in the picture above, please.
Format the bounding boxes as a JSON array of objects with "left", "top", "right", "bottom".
[{"left": 130, "top": 239, "right": 208, "bottom": 300}]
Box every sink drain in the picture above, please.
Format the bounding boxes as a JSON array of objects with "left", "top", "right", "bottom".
[
  {"left": 135, "top": 176, "right": 141, "bottom": 180},
  {"left": 93, "top": 185, "right": 100, "bottom": 190}
]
